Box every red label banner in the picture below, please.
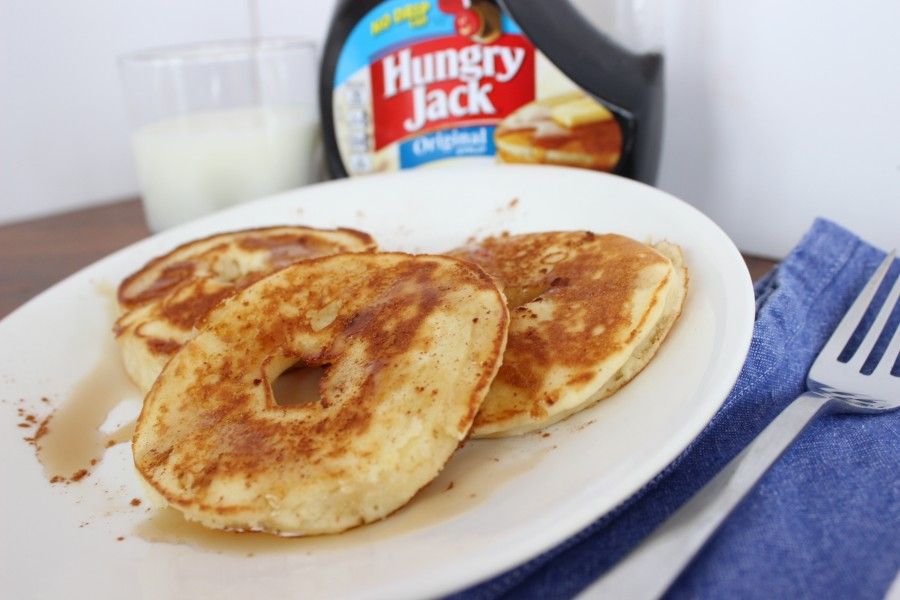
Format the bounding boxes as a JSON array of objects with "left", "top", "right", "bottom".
[{"left": 370, "top": 34, "right": 535, "bottom": 150}]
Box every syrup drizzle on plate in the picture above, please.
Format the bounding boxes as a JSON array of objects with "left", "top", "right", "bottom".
[
  {"left": 134, "top": 439, "right": 551, "bottom": 554},
  {"left": 36, "top": 288, "right": 140, "bottom": 481}
]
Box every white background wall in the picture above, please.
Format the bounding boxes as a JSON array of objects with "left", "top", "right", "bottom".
[
  {"left": 655, "top": 1, "right": 900, "bottom": 257},
  {"left": 1, "top": 0, "right": 898, "bottom": 257}
]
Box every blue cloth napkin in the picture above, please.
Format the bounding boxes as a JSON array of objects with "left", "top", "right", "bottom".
[{"left": 453, "top": 219, "right": 899, "bottom": 600}]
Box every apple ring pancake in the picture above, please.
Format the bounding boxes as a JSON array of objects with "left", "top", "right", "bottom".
[
  {"left": 451, "top": 231, "right": 687, "bottom": 437},
  {"left": 115, "top": 226, "right": 376, "bottom": 393},
  {"left": 132, "top": 253, "right": 509, "bottom": 535}
]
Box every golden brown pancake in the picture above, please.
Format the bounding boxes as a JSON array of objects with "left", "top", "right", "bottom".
[
  {"left": 132, "top": 253, "right": 509, "bottom": 535},
  {"left": 450, "top": 231, "right": 687, "bottom": 437},
  {"left": 494, "top": 91, "right": 623, "bottom": 171},
  {"left": 115, "top": 226, "right": 376, "bottom": 393}
]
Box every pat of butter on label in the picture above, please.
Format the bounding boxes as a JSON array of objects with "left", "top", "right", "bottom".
[{"left": 550, "top": 97, "right": 613, "bottom": 128}]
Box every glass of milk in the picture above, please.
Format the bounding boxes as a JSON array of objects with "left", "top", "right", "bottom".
[{"left": 119, "top": 39, "right": 320, "bottom": 231}]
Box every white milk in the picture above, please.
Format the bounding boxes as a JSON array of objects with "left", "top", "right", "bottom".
[{"left": 132, "top": 106, "right": 319, "bottom": 231}]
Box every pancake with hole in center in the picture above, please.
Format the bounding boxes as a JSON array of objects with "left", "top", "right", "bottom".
[
  {"left": 450, "top": 231, "right": 687, "bottom": 437},
  {"left": 115, "top": 226, "right": 376, "bottom": 393},
  {"left": 132, "top": 252, "right": 509, "bottom": 535}
]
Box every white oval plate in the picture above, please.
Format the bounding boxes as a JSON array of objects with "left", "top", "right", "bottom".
[{"left": 0, "top": 166, "right": 753, "bottom": 600}]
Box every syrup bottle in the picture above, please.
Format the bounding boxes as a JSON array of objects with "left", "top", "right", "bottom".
[{"left": 319, "top": 0, "right": 663, "bottom": 183}]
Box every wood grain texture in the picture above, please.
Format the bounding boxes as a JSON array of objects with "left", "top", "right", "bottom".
[
  {"left": 0, "top": 199, "right": 778, "bottom": 319},
  {"left": 0, "top": 199, "right": 148, "bottom": 318},
  {"left": 743, "top": 256, "right": 776, "bottom": 283}
]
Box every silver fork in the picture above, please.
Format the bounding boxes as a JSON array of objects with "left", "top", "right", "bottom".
[{"left": 582, "top": 252, "right": 900, "bottom": 600}]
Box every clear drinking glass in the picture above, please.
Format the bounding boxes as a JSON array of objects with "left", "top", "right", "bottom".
[{"left": 119, "top": 39, "right": 319, "bottom": 232}]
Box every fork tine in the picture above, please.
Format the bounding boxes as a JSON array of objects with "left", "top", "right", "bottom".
[
  {"left": 874, "top": 315, "right": 900, "bottom": 377},
  {"left": 818, "top": 252, "right": 895, "bottom": 362},
  {"left": 848, "top": 273, "right": 900, "bottom": 371}
]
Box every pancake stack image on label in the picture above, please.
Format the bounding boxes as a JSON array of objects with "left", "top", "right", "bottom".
[
  {"left": 494, "top": 91, "right": 624, "bottom": 172},
  {"left": 119, "top": 225, "right": 687, "bottom": 535}
]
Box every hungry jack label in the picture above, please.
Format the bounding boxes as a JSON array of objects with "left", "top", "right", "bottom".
[{"left": 332, "top": 0, "right": 622, "bottom": 174}]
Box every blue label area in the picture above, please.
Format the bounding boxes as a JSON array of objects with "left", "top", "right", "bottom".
[
  {"left": 398, "top": 125, "right": 496, "bottom": 168},
  {"left": 335, "top": 0, "right": 522, "bottom": 86}
]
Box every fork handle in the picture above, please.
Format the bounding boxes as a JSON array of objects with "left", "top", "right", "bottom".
[{"left": 580, "top": 392, "right": 831, "bottom": 600}]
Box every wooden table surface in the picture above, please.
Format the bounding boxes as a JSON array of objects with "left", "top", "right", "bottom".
[{"left": 0, "top": 198, "right": 778, "bottom": 319}]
